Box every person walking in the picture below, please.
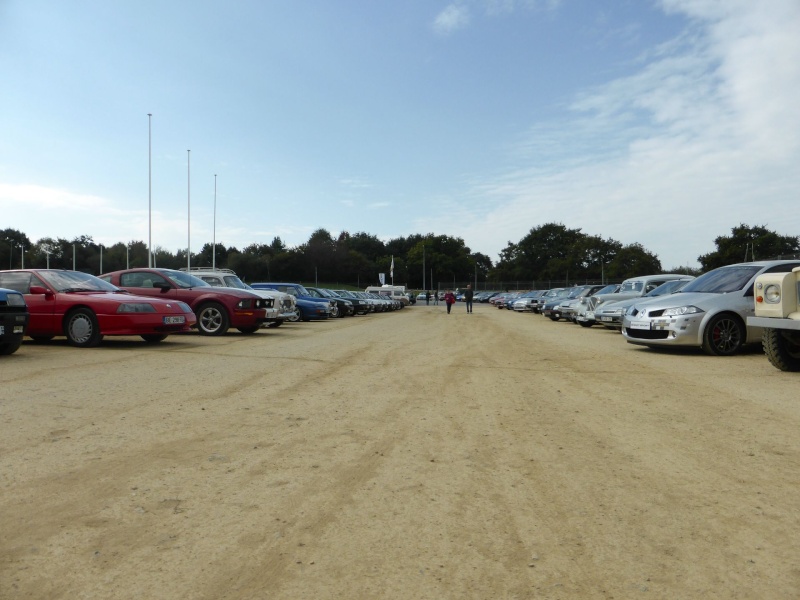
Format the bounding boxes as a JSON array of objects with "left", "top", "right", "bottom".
[
  {"left": 444, "top": 290, "right": 456, "bottom": 314},
  {"left": 434, "top": 290, "right": 439, "bottom": 305},
  {"left": 464, "top": 284, "right": 474, "bottom": 313},
  {"left": 426, "top": 290, "right": 430, "bottom": 305}
]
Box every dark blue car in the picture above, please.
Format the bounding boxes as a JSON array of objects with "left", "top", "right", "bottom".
[
  {"left": 250, "top": 282, "right": 332, "bottom": 321},
  {"left": 0, "top": 287, "right": 29, "bottom": 355}
]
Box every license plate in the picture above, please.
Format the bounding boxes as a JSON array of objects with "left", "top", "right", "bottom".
[
  {"left": 163, "top": 316, "right": 185, "bottom": 325},
  {"left": 630, "top": 321, "right": 651, "bottom": 330},
  {"left": 599, "top": 316, "right": 613, "bottom": 322}
]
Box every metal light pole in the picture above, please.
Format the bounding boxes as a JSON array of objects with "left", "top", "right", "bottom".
[
  {"left": 213, "top": 174, "right": 217, "bottom": 270},
  {"left": 187, "top": 149, "right": 191, "bottom": 272},
  {"left": 73, "top": 244, "right": 76, "bottom": 270},
  {"left": 148, "top": 113, "right": 153, "bottom": 267},
  {"left": 126, "top": 244, "right": 129, "bottom": 269},
  {"left": 99, "top": 244, "right": 103, "bottom": 275},
  {"left": 45, "top": 250, "right": 50, "bottom": 268},
  {"left": 19, "top": 244, "right": 24, "bottom": 268}
]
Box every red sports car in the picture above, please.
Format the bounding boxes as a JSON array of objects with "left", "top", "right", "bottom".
[
  {"left": 0, "top": 269, "right": 197, "bottom": 347},
  {"left": 100, "top": 268, "right": 270, "bottom": 335}
]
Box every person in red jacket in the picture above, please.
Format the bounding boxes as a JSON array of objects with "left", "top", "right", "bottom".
[{"left": 444, "top": 290, "right": 456, "bottom": 314}]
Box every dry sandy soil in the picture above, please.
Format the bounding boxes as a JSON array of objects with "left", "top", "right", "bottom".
[{"left": 1, "top": 302, "right": 799, "bottom": 599}]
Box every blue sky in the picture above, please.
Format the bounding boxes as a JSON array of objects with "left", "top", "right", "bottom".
[{"left": 2, "top": 0, "right": 799, "bottom": 270}]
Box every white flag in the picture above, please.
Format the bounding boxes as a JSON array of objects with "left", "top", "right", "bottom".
[{"left": 390, "top": 256, "right": 394, "bottom": 278}]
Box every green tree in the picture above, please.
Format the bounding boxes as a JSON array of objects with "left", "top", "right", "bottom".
[{"left": 698, "top": 224, "right": 800, "bottom": 270}]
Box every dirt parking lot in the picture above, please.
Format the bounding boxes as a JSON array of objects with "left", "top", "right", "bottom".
[{"left": 1, "top": 302, "right": 799, "bottom": 599}]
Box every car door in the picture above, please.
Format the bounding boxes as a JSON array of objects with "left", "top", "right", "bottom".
[
  {"left": 119, "top": 271, "right": 182, "bottom": 302},
  {"left": 0, "top": 272, "right": 57, "bottom": 335}
]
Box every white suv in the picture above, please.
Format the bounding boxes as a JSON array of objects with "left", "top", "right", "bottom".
[{"left": 185, "top": 268, "right": 295, "bottom": 327}]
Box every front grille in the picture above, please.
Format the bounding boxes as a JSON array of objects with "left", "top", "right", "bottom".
[{"left": 624, "top": 328, "right": 669, "bottom": 340}]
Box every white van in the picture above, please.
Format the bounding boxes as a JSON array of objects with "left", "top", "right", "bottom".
[{"left": 365, "top": 285, "right": 409, "bottom": 306}]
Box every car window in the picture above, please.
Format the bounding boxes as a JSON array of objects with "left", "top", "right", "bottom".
[
  {"left": 162, "top": 270, "right": 208, "bottom": 289},
  {"left": 680, "top": 265, "right": 761, "bottom": 294},
  {"left": 38, "top": 270, "right": 118, "bottom": 292},
  {"left": 0, "top": 271, "right": 40, "bottom": 293},
  {"left": 223, "top": 276, "right": 249, "bottom": 289},
  {"left": 199, "top": 276, "right": 224, "bottom": 287},
  {"left": 619, "top": 280, "right": 644, "bottom": 293}
]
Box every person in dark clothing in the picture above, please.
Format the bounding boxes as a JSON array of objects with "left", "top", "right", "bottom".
[{"left": 464, "top": 284, "right": 474, "bottom": 313}]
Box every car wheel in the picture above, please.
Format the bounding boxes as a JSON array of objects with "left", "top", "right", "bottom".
[
  {"left": 267, "top": 320, "right": 283, "bottom": 328},
  {"left": 65, "top": 308, "right": 103, "bottom": 347},
  {"left": 0, "top": 341, "right": 22, "bottom": 355},
  {"left": 289, "top": 307, "right": 302, "bottom": 322},
  {"left": 237, "top": 326, "right": 259, "bottom": 334},
  {"left": 549, "top": 315, "right": 560, "bottom": 321},
  {"left": 30, "top": 335, "right": 55, "bottom": 343},
  {"left": 196, "top": 302, "right": 230, "bottom": 336},
  {"left": 578, "top": 320, "right": 594, "bottom": 328},
  {"left": 141, "top": 334, "right": 167, "bottom": 343},
  {"left": 762, "top": 328, "right": 800, "bottom": 371},
  {"left": 330, "top": 304, "right": 339, "bottom": 318},
  {"left": 701, "top": 313, "right": 745, "bottom": 356}
]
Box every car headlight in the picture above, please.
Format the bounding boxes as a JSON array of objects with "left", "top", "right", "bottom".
[
  {"left": 5, "top": 293, "right": 26, "bottom": 307},
  {"left": 662, "top": 305, "right": 703, "bottom": 317},
  {"left": 763, "top": 284, "right": 781, "bottom": 304},
  {"left": 117, "top": 303, "right": 156, "bottom": 313}
]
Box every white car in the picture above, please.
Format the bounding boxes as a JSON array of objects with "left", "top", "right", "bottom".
[{"left": 186, "top": 268, "right": 295, "bottom": 326}]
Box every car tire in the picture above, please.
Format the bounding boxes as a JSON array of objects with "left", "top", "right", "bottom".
[
  {"left": 0, "top": 341, "right": 22, "bottom": 355},
  {"left": 196, "top": 302, "right": 230, "bottom": 336},
  {"left": 267, "top": 320, "right": 283, "bottom": 328},
  {"left": 549, "top": 315, "right": 560, "bottom": 321},
  {"left": 329, "top": 304, "right": 339, "bottom": 318},
  {"left": 141, "top": 334, "right": 167, "bottom": 343},
  {"left": 238, "top": 326, "right": 259, "bottom": 334},
  {"left": 701, "top": 313, "right": 745, "bottom": 356},
  {"left": 30, "top": 335, "right": 55, "bottom": 343},
  {"left": 578, "top": 320, "right": 594, "bottom": 328},
  {"left": 65, "top": 308, "right": 103, "bottom": 347},
  {"left": 290, "top": 307, "right": 302, "bottom": 322},
  {"left": 762, "top": 328, "right": 800, "bottom": 371}
]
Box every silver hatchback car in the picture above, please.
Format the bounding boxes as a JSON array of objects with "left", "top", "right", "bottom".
[{"left": 622, "top": 260, "right": 800, "bottom": 356}]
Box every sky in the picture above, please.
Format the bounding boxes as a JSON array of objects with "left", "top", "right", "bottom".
[{"left": 1, "top": 0, "right": 799, "bottom": 270}]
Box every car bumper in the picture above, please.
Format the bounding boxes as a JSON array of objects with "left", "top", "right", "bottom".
[
  {"left": 595, "top": 313, "right": 624, "bottom": 327},
  {"left": 0, "top": 311, "right": 29, "bottom": 342},
  {"left": 622, "top": 314, "right": 704, "bottom": 347}
]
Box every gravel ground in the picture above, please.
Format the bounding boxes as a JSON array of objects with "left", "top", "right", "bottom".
[{"left": 1, "top": 302, "right": 799, "bottom": 599}]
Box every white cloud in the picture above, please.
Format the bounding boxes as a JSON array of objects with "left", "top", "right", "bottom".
[
  {"left": 428, "top": 0, "right": 800, "bottom": 268},
  {"left": 433, "top": 4, "right": 471, "bottom": 35}
]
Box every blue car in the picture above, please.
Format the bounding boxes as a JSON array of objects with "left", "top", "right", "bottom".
[
  {"left": 0, "top": 287, "right": 29, "bottom": 355},
  {"left": 250, "top": 282, "right": 332, "bottom": 321}
]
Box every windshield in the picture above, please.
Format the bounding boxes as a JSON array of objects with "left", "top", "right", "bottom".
[
  {"left": 645, "top": 279, "right": 690, "bottom": 297},
  {"left": 679, "top": 266, "right": 761, "bottom": 294},
  {"left": 162, "top": 270, "right": 210, "bottom": 289},
  {"left": 223, "top": 275, "right": 249, "bottom": 289},
  {"left": 39, "top": 270, "right": 120, "bottom": 292},
  {"left": 619, "top": 280, "right": 644, "bottom": 293},
  {"left": 596, "top": 284, "right": 618, "bottom": 295}
]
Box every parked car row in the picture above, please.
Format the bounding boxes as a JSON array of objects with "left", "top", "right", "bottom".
[
  {"left": 0, "top": 268, "right": 406, "bottom": 353},
  {"left": 513, "top": 260, "right": 800, "bottom": 361}
]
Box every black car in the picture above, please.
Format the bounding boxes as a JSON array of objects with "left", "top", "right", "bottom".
[
  {"left": 0, "top": 287, "right": 29, "bottom": 355},
  {"left": 331, "top": 289, "right": 372, "bottom": 315},
  {"left": 306, "top": 287, "right": 354, "bottom": 318}
]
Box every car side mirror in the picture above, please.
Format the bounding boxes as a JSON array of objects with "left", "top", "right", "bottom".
[
  {"left": 29, "top": 285, "right": 53, "bottom": 297},
  {"left": 155, "top": 282, "right": 172, "bottom": 292}
]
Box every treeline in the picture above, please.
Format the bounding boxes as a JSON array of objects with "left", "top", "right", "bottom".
[{"left": 2, "top": 223, "right": 797, "bottom": 287}]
